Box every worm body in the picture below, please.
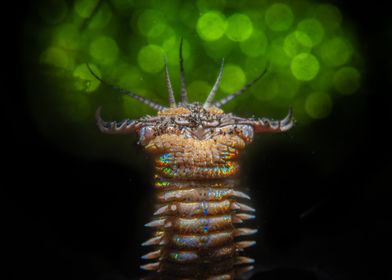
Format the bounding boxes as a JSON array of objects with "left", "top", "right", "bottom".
[{"left": 91, "top": 40, "right": 294, "bottom": 279}]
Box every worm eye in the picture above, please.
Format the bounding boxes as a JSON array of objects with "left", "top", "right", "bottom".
[
  {"left": 139, "top": 126, "right": 155, "bottom": 145},
  {"left": 239, "top": 125, "right": 254, "bottom": 143}
]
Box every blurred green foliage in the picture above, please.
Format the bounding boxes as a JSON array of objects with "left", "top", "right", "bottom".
[{"left": 25, "top": 0, "right": 363, "bottom": 164}]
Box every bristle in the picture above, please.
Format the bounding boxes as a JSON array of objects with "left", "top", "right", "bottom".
[
  {"left": 145, "top": 219, "right": 165, "bottom": 227},
  {"left": 236, "top": 240, "right": 256, "bottom": 249},
  {"left": 231, "top": 202, "right": 241, "bottom": 210},
  {"left": 140, "top": 262, "right": 160, "bottom": 271},
  {"left": 235, "top": 256, "right": 255, "bottom": 265},
  {"left": 232, "top": 214, "right": 243, "bottom": 223},
  {"left": 232, "top": 191, "right": 251, "bottom": 200},
  {"left": 141, "top": 249, "right": 161, "bottom": 260},
  {"left": 142, "top": 236, "right": 162, "bottom": 246},
  {"left": 235, "top": 265, "right": 254, "bottom": 275},
  {"left": 234, "top": 213, "right": 255, "bottom": 221},
  {"left": 234, "top": 228, "right": 258, "bottom": 237},
  {"left": 154, "top": 205, "right": 168, "bottom": 215},
  {"left": 234, "top": 202, "right": 255, "bottom": 212},
  {"left": 207, "top": 274, "right": 233, "bottom": 280}
]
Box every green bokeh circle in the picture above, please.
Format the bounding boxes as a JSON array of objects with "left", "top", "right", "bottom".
[
  {"left": 137, "top": 45, "right": 164, "bottom": 73},
  {"left": 89, "top": 36, "right": 119, "bottom": 65},
  {"left": 291, "top": 53, "right": 320, "bottom": 81},
  {"left": 333, "top": 67, "right": 361, "bottom": 94},
  {"left": 197, "top": 11, "right": 228, "bottom": 41},
  {"left": 226, "top": 13, "right": 253, "bottom": 42},
  {"left": 305, "top": 92, "right": 333, "bottom": 119},
  {"left": 265, "top": 3, "right": 294, "bottom": 31}
]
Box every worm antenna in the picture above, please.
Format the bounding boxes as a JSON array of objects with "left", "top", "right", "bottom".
[
  {"left": 164, "top": 57, "right": 176, "bottom": 108},
  {"left": 87, "top": 63, "right": 166, "bottom": 111},
  {"left": 203, "top": 58, "right": 225, "bottom": 109},
  {"left": 179, "top": 37, "right": 188, "bottom": 105},
  {"left": 214, "top": 62, "right": 270, "bottom": 108}
]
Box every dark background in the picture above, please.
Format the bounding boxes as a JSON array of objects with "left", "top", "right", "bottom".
[{"left": 4, "top": 1, "right": 391, "bottom": 280}]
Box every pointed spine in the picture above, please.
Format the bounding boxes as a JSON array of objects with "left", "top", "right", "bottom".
[
  {"left": 203, "top": 58, "right": 225, "bottom": 109},
  {"left": 214, "top": 62, "right": 269, "bottom": 108},
  {"left": 179, "top": 37, "right": 188, "bottom": 104},
  {"left": 87, "top": 63, "right": 165, "bottom": 111},
  {"left": 164, "top": 57, "right": 176, "bottom": 108}
]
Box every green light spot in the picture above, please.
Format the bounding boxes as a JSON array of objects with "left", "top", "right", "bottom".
[
  {"left": 220, "top": 64, "right": 246, "bottom": 93},
  {"left": 240, "top": 30, "right": 268, "bottom": 57},
  {"left": 197, "top": 11, "right": 227, "bottom": 41},
  {"left": 38, "top": 0, "right": 68, "bottom": 24},
  {"left": 53, "top": 24, "right": 80, "bottom": 50},
  {"left": 265, "top": 3, "right": 294, "bottom": 31},
  {"left": 137, "top": 9, "right": 167, "bottom": 38},
  {"left": 188, "top": 81, "right": 211, "bottom": 100},
  {"left": 74, "top": 0, "right": 97, "bottom": 18},
  {"left": 315, "top": 4, "right": 342, "bottom": 31},
  {"left": 319, "top": 37, "right": 352, "bottom": 67},
  {"left": 333, "top": 67, "right": 361, "bottom": 94},
  {"left": 40, "top": 47, "right": 73, "bottom": 70},
  {"left": 226, "top": 14, "right": 253, "bottom": 42},
  {"left": 73, "top": 63, "right": 101, "bottom": 93},
  {"left": 87, "top": 3, "right": 112, "bottom": 29},
  {"left": 305, "top": 92, "right": 332, "bottom": 119},
  {"left": 138, "top": 45, "right": 164, "bottom": 73},
  {"left": 297, "top": 18, "right": 325, "bottom": 46},
  {"left": 291, "top": 53, "right": 320, "bottom": 81},
  {"left": 283, "top": 31, "right": 312, "bottom": 57},
  {"left": 89, "top": 36, "right": 119, "bottom": 65}
]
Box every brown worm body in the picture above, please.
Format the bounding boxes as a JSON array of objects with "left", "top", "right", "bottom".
[
  {"left": 141, "top": 133, "right": 256, "bottom": 279},
  {"left": 90, "top": 39, "right": 294, "bottom": 279}
]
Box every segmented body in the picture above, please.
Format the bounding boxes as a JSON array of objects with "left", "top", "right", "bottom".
[
  {"left": 91, "top": 39, "right": 294, "bottom": 279},
  {"left": 142, "top": 130, "right": 256, "bottom": 279}
]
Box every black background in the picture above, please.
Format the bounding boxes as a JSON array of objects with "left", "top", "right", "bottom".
[{"left": 4, "top": 1, "right": 391, "bottom": 280}]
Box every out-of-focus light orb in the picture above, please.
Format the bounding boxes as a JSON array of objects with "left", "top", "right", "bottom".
[
  {"left": 38, "top": 0, "right": 68, "bottom": 24},
  {"left": 315, "top": 4, "right": 342, "bottom": 31},
  {"left": 53, "top": 24, "right": 80, "bottom": 50},
  {"left": 89, "top": 36, "right": 119, "bottom": 65},
  {"left": 305, "top": 92, "right": 332, "bottom": 119},
  {"left": 265, "top": 3, "right": 294, "bottom": 31},
  {"left": 73, "top": 63, "right": 101, "bottom": 93},
  {"left": 87, "top": 3, "right": 112, "bottom": 29},
  {"left": 226, "top": 14, "right": 253, "bottom": 42},
  {"left": 333, "top": 67, "right": 361, "bottom": 94},
  {"left": 74, "top": 0, "right": 97, "bottom": 18},
  {"left": 197, "top": 11, "right": 228, "bottom": 41},
  {"left": 291, "top": 53, "right": 320, "bottom": 81},
  {"left": 240, "top": 30, "right": 268, "bottom": 57},
  {"left": 283, "top": 31, "right": 312, "bottom": 57},
  {"left": 137, "top": 9, "right": 167, "bottom": 38},
  {"left": 137, "top": 45, "right": 164, "bottom": 73},
  {"left": 220, "top": 64, "right": 246, "bottom": 93},
  {"left": 40, "top": 47, "right": 73, "bottom": 70},
  {"left": 297, "top": 18, "right": 325, "bottom": 46},
  {"left": 188, "top": 80, "right": 212, "bottom": 101},
  {"left": 319, "top": 37, "right": 352, "bottom": 67}
]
